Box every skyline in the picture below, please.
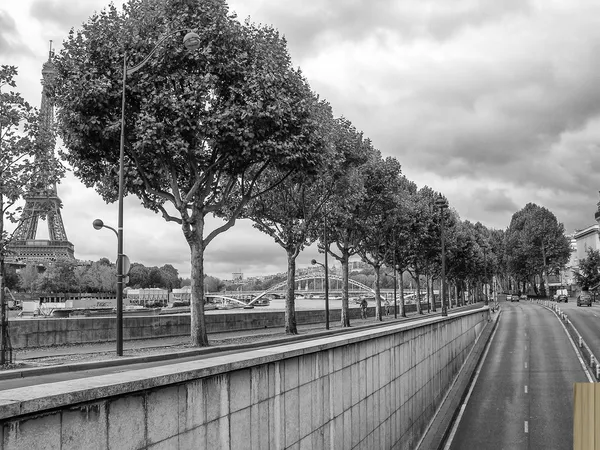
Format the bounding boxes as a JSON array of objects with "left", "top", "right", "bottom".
[{"left": 2, "top": 0, "right": 600, "bottom": 279}]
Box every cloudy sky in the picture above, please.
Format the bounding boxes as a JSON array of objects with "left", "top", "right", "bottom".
[{"left": 2, "top": 0, "right": 600, "bottom": 279}]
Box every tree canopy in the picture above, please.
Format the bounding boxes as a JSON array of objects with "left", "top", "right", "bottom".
[{"left": 53, "top": 0, "right": 330, "bottom": 345}]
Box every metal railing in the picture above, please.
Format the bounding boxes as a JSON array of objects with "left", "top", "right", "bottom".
[{"left": 533, "top": 299, "right": 600, "bottom": 380}]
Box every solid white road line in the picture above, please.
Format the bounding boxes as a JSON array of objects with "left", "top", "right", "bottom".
[{"left": 553, "top": 308, "right": 594, "bottom": 382}]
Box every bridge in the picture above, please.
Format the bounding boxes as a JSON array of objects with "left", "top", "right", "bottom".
[{"left": 248, "top": 273, "right": 376, "bottom": 305}]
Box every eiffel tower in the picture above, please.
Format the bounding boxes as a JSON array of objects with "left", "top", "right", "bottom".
[{"left": 7, "top": 44, "right": 75, "bottom": 263}]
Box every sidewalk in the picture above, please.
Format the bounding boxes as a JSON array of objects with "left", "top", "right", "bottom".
[
  {"left": 12, "top": 312, "right": 409, "bottom": 363},
  {"left": 3, "top": 304, "right": 484, "bottom": 378}
]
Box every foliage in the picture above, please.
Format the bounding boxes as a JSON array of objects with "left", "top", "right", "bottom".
[
  {"left": 53, "top": 0, "right": 327, "bottom": 345},
  {"left": 321, "top": 118, "right": 376, "bottom": 326},
  {"left": 35, "top": 258, "right": 78, "bottom": 293},
  {"left": 505, "top": 203, "right": 570, "bottom": 295},
  {"left": 355, "top": 155, "right": 403, "bottom": 320},
  {"left": 574, "top": 248, "right": 600, "bottom": 291}
]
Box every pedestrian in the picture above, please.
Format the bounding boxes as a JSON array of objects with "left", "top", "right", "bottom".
[
  {"left": 360, "top": 298, "right": 368, "bottom": 319},
  {"left": 384, "top": 299, "right": 390, "bottom": 316}
]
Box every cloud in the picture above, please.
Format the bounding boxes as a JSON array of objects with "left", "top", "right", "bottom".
[
  {"left": 8, "top": 0, "right": 600, "bottom": 282},
  {"left": 234, "top": 0, "right": 533, "bottom": 60},
  {"left": 0, "top": 10, "right": 33, "bottom": 56},
  {"left": 29, "top": 0, "right": 107, "bottom": 30}
]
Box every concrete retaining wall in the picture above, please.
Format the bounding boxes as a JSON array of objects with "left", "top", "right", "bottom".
[
  {"left": 0, "top": 308, "right": 489, "bottom": 450},
  {"left": 9, "top": 302, "right": 441, "bottom": 350}
]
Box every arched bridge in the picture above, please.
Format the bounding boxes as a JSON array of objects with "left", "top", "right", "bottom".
[{"left": 249, "top": 273, "right": 375, "bottom": 305}]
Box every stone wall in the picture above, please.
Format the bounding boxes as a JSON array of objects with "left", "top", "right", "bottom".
[
  {"left": 0, "top": 309, "right": 489, "bottom": 450},
  {"left": 9, "top": 302, "right": 441, "bottom": 350}
]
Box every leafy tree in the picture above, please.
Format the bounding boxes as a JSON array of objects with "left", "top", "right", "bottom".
[
  {"left": 203, "top": 275, "right": 222, "bottom": 292},
  {"left": 356, "top": 156, "right": 403, "bottom": 321},
  {"left": 83, "top": 261, "right": 117, "bottom": 292},
  {"left": 320, "top": 118, "right": 373, "bottom": 327},
  {"left": 2, "top": 265, "right": 19, "bottom": 290},
  {"left": 54, "top": 0, "right": 327, "bottom": 346},
  {"left": 36, "top": 258, "right": 78, "bottom": 293},
  {"left": 160, "top": 264, "right": 180, "bottom": 290},
  {"left": 128, "top": 263, "right": 149, "bottom": 288},
  {"left": 17, "top": 263, "right": 40, "bottom": 293},
  {"left": 574, "top": 248, "right": 600, "bottom": 291},
  {"left": 147, "top": 267, "right": 164, "bottom": 287},
  {"left": 505, "top": 203, "right": 570, "bottom": 297},
  {"left": 243, "top": 118, "right": 336, "bottom": 334},
  {"left": 386, "top": 176, "right": 417, "bottom": 317},
  {"left": 405, "top": 186, "right": 442, "bottom": 314}
]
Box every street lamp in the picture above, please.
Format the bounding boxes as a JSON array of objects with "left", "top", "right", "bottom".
[
  {"left": 93, "top": 218, "right": 117, "bottom": 237},
  {"left": 110, "top": 29, "right": 200, "bottom": 356},
  {"left": 436, "top": 194, "right": 449, "bottom": 317},
  {"left": 311, "top": 258, "right": 329, "bottom": 330},
  {"left": 93, "top": 218, "right": 130, "bottom": 354}
]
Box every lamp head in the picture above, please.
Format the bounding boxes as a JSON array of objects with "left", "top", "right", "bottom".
[
  {"left": 183, "top": 32, "right": 201, "bottom": 51},
  {"left": 311, "top": 259, "right": 317, "bottom": 265},
  {"left": 93, "top": 219, "right": 104, "bottom": 230}
]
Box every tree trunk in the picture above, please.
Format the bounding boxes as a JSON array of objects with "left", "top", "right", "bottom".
[
  {"left": 0, "top": 252, "right": 8, "bottom": 365},
  {"left": 374, "top": 265, "right": 382, "bottom": 321},
  {"left": 189, "top": 221, "right": 209, "bottom": 347},
  {"left": 431, "top": 275, "right": 437, "bottom": 312},
  {"left": 425, "top": 272, "right": 431, "bottom": 312},
  {"left": 415, "top": 271, "right": 422, "bottom": 314},
  {"left": 340, "top": 251, "right": 350, "bottom": 327},
  {"left": 399, "top": 270, "right": 406, "bottom": 317},
  {"left": 0, "top": 190, "right": 6, "bottom": 365},
  {"left": 285, "top": 249, "right": 298, "bottom": 334}
]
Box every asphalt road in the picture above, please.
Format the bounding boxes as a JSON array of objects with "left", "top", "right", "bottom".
[
  {"left": 551, "top": 299, "right": 600, "bottom": 363},
  {"left": 446, "top": 300, "right": 589, "bottom": 450}
]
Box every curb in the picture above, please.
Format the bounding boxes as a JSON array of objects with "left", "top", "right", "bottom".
[{"left": 416, "top": 308, "right": 501, "bottom": 450}]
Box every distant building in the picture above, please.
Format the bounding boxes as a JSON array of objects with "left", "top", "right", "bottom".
[
  {"left": 232, "top": 272, "right": 243, "bottom": 281},
  {"left": 126, "top": 288, "right": 169, "bottom": 306},
  {"left": 171, "top": 286, "right": 192, "bottom": 303},
  {"left": 573, "top": 225, "right": 600, "bottom": 265}
]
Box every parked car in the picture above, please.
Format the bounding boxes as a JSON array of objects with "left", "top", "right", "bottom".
[
  {"left": 506, "top": 294, "right": 512, "bottom": 301},
  {"left": 577, "top": 292, "right": 592, "bottom": 307}
]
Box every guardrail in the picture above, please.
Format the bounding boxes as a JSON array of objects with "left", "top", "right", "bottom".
[{"left": 532, "top": 299, "right": 600, "bottom": 380}]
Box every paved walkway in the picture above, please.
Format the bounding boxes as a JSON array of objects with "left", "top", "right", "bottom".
[{"left": 13, "top": 310, "right": 417, "bottom": 362}]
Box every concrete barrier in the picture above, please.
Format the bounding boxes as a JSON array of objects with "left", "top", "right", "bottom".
[
  {"left": 8, "top": 302, "right": 446, "bottom": 350},
  {"left": 0, "top": 308, "right": 489, "bottom": 450}
]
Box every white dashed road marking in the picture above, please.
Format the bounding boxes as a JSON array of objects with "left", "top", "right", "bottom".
[{"left": 524, "top": 421, "right": 529, "bottom": 433}]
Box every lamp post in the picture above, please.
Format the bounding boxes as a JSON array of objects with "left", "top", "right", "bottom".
[
  {"left": 107, "top": 30, "right": 200, "bottom": 356},
  {"left": 311, "top": 258, "right": 329, "bottom": 330},
  {"left": 93, "top": 218, "right": 130, "bottom": 354},
  {"left": 436, "top": 195, "right": 449, "bottom": 317}
]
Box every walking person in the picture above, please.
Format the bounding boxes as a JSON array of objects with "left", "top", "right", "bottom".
[
  {"left": 360, "top": 298, "right": 368, "bottom": 319},
  {"left": 384, "top": 299, "right": 390, "bottom": 317}
]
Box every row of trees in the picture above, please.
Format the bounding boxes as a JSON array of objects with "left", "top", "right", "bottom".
[
  {"left": 17, "top": 0, "right": 567, "bottom": 347},
  {"left": 5, "top": 259, "right": 183, "bottom": 293}
]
